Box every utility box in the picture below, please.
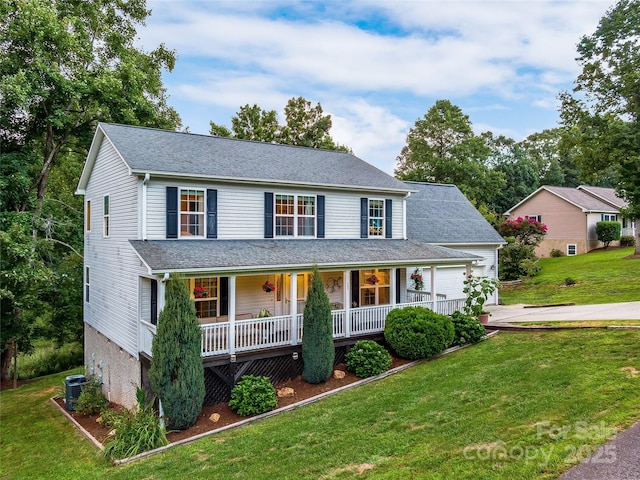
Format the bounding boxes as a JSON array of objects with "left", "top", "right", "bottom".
[{"left": 65, "top": 374, "right": 86, "bottom": 411}]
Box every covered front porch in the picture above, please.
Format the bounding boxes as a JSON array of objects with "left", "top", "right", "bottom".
[{"left": 131, "top": 238, "right": 480, "bottom": 359}]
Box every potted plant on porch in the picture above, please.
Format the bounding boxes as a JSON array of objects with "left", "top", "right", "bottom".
[{"left": 462, "top": 272, "right": 500, "bottom": 325}]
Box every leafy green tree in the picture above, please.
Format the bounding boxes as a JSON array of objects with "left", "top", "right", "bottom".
[
  {"left": 149, "top": 277, "right": 205, "bottom": 430},
  {"left": 302, "top": 266, "right": 335, "bottom": 384},
  {"left": 209, "top": 97, "right": 351, "bottom": 151},
  {"left": 560, "top": 0, "right": 640, "bottom": 254},
  {"left": 497, "top": 217, "right": 547, "bottom": 280},
  {"left": 395, "top": 100, "right": 505, "bottom": 207}
]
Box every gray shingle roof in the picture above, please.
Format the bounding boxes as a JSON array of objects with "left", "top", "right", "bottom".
[
  {"left": 577, "top": 185, "right": 627, "bottom": 209},
  {"left": 544, "top": 186, "right": 619, "bottom": 212},
  {"left": 129, "top": 239, "right": 481, "bottom": 274},
  {"left": 404, "top": 182, "right": 505, "bottom": 244},
  {"left": 98, "top": 123, "right": 410, "bottom": 192}
]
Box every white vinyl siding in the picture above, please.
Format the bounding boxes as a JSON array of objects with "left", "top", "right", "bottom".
[
  {"left": 145, "top": 182, "right": 406, "bottom": 240},
  {"left": 83, "top": 137, "right": 144, "bottom": 357}
]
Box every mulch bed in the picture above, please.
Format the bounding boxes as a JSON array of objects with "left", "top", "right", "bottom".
[{"left": 54, "top": 356, "right": 412, "bottom": 446}]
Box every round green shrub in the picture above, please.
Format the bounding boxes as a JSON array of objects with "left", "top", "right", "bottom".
[
  {"left": 345, "top": 340, "right": 392, "bottom": 378},
  {"left": 550, "top": 248, "right": 564, "bottom": 258},
  {"left": 450, "top": 311, "right": 486, "bottom": 346},
  {"left": 384, "top": 306, "right": 455, "bottom": 360},
  {"left": 76, "top": 375, "right": 109, "bottom": 415},
  {"left": 620, "top": 235, "right": 635, "bottom": 247},
  {"left": 229, "top": 375, "right": 278, "bottom": 417}
]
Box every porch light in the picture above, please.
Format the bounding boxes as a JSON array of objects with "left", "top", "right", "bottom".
[{"left": 292, "top": 352, "right": 298, "bottom": 360}]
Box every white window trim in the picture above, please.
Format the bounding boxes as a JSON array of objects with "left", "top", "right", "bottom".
[
  {"left": 601, "top": 214, "right": 618, "bottom": 222},
  {"left": 85, "top": 266, "right": 90, "bottom": 303},
  {"left": 189, "top": 277, "right": 219, "bottom": 320},
  {"left": 567, "top": 244, "right": 577, "bottom": 256},
  {"left": 274, "top": 193, "right": 317, "bottom": 238},
  {"left": 359, "top": 269, "right": 391, "bottom": 306},
  {"left": 179, "top": 188, "right": 205, "bottom": 238},
  {"left": 368, "top": 198, "right": 385, "bottom": 237},
  {"left": 103, "top": 195, "right": 110, "bottom": 237},
  {"left": 526, "top": 215, "right": 542, "bottom": 222}
]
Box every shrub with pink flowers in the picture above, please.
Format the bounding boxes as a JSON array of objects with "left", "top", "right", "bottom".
[{"left": 498, "top": 217, "right": 548, "bottom": 246}]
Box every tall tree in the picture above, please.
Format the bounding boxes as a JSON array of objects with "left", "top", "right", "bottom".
[
  {"left": 520, "top": 129, "right": 582, "bottom": 187},
  {"left": 560, "top": 0, "right": 640, "bottom": 253},
  {"left": 395, "top": 100, "right": 505, "bottom": 207},
  {"left": 0, "top": 0, "right": 180, "bottom": 214},
  {"left": 302, "top": 267, "right": 335, "bottom": 384},
  {"left": 149, "top": 277, "right": 205, "bottom": 430},
  {"left": 209, "top": 97, "right": 351, "bottom": 152}
]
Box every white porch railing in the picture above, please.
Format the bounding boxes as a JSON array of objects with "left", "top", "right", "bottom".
[{"left": 139, "top": 297, "right": 469, "bottom": 358}]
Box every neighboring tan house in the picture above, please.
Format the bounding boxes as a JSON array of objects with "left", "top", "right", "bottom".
[
  {"left": 76, "top": 123, "right": 496, "bottom": 408},
  {"left": 505, "top": 185, "right": 636, "bottom": 257},
  {"left": 405, "top": 182, "right": 505, "bottom": 305}
]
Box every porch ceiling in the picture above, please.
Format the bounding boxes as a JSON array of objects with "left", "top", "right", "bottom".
[{"left": 129, "top": 239, "right": 481, "bottom": 275}]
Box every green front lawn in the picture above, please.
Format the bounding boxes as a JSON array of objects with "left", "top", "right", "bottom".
[
  {"left": 2, "top": 329, "right": 639, "bottom": 479},
  {"left": 500, "top": 247, "right": 640, "bottom": 305}
]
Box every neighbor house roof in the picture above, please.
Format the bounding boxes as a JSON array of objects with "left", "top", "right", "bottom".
[
  {"left": 77, "top": 123, "right": 412, "bottom": 194},
  {"left": 505, "top": 186, "right": 619, "bottom": 214},
  {"left": 404, "top": 182, "right": 505, "bottom": 245},
  {"left": 577, "top": 185, "right": 627, "bottom": 209},
  {"left": 129, "top": 239, "right": 481, "bottom": 275}
]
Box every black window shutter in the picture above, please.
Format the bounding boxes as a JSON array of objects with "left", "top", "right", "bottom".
[
  {"left": 385, "top": 199, "right": 392, "bottom": 238},
  {"left": 264, "top": 192, "right": 274, "bottom": 238},
  {"left": 395, "top": 269, "right": 401, "bottom": 304},
  {"left": 206, "top": 189, "right": 217, "bottom": 239},
  {"left": 166, "top": 187, "right": 178, "bottom": 239},
  {"left": 317, "top": 195, "right": 325, "bottom": 238},
  {"left": 219, "top": 277, "right": 228, "bottom": 316},
  {"left": 360, "top": 198, "right": 368, "bottom": 238},
  {"left": 150, "top": 279, "right": 158, "bottom": 325},
  {"left": 351, "top": 270, "right": 359, "bottom": 306}
]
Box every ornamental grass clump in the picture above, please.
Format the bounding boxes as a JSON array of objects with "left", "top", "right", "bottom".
[
  {"left": 229, "top": 375, "right": 278, "bottom": 417},
  {"left": 101, "top": 388, "right": 168, "bottom": 461},
  {"left": 450, "top": 311, "right": 486, "bottom": 346},
  {"left": 345, "top": 340, "right": 392, "bottom": 378},
  {"left": 384, "top": 306, "right": 454, "bottom": 360}
]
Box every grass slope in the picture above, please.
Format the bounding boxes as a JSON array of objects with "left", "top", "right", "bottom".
[
  {"left": 2, "top": 330, "right": 639, "bottom": 479},
  {"left": 500, "top": 247, "right": 640, "bottom": 306}
]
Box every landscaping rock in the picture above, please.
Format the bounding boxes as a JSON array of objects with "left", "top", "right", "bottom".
[
  {"left": 333, "top": 370, "right": 346, "bottom": 379},
  {"left": 277, "top": 387, "right": 295, "bottom": 398},
  {"left": 209, "top": 413, "right": 221, "bottom": 423}
]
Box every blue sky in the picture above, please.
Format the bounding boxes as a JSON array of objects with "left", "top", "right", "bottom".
[{"left": 139, "top": 0, "right": 615, "bottom": 174}]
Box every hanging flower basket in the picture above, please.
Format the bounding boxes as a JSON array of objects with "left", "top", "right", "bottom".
[
  {"left": 410, "top": 269, "right": 424, "bottom": 290},
  {"left": 262, "top": 280, "right": 275, "bottom": 293},
  {"left": 366, "top": 274, "right": 379, "bottom": 285},
  {"left": 193, "top": 286, "right": 209, "bottom": 298}
]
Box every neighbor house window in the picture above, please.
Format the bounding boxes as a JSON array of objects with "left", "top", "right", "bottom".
[
  {"left": 103, "top": 195, "right": 109, "bottom": 237},
  {"left": 359, "top": 269, "right": 390, "bottom": 306},
  {"left": 275, "top": 194, "right": 315, "bottom": 237},
  {"left": 180, "top": 189, "right": 205, "bottom": 237},
  {"left": 526, "top": 215, "right": 542, "bottom": 222},
  {"left": 189, "top": 277, "right": 219, "bottom": 319},
  {"left": 85, "top": 266, "right": 90, "bottom": 303},
  {"left": 601, "top": 214, "right": 618, "bottom": 221},
  {"left": 567, "top": 244, "right": 577, "bottom": 256},
  {"left": 368, "top": 199, "right": 384, "bottom": 237},
  {"left": 86, "top": 200, "right": 91, "bottom": 231}
]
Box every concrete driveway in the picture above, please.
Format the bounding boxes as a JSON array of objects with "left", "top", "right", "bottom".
[{"left": 485, "top": 301, "right": 640, "bottom": 323}]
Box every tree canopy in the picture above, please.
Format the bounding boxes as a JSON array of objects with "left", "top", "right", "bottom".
[
  {"left": 209, "top": 97, "right": 351, "bottom": 152},
  {"left": 395, "top": 100, "right": 505, "bottom": 208},
  {"left": 560, "top": 0, "right": 640, "bottom": 252}
]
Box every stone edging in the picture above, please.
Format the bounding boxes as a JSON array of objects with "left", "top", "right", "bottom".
[{"left": 53, "top": 330, "right": 500, "bottom": 465}]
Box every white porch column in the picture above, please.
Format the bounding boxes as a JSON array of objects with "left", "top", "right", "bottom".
[
  {"left": 431, "top": 266, "right": 437, "bottom": 312},
  {"left": 343, "top": 270, "right": 351, "bottom": 338},
  {"left": 228, "top": 275, "right": 236, "bottom": 355},
  {"left": 290, "top": 272, "right": 298, "bottom": 345},
  {"left": 390, "top": 268, "right": 397, "bottom": 307}
]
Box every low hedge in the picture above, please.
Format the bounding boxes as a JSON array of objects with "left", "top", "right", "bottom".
[
  {"left": 345, "top": 340, "right": 392, "bottom": 378},
  {"left": 229, "top": 375, "right": 278, "bottom": 417}
]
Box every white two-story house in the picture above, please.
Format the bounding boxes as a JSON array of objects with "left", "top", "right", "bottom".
[{"left": 76, "top": 123, "right": 497, "bottom": 408}]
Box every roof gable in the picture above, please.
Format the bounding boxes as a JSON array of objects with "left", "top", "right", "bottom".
[
  {"left": 405, "top": 182, "right": 505, "bottom": 245},
  {"left": 506, "top": 186, "right": 619, "bottom": 214},
  {"left": 577, "top": 185, "right": 627, "bottom": 209},
  {"left": 78, "top": 123, "right": 411, "bottom": 193}
]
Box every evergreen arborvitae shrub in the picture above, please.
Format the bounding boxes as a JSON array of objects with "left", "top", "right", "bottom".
[
  {"left": 345, "top": 340, "right": 392, "bottom": 378},
  {"left": 450, "top": 311, "right": 486, "bottom": 346},
  {"left": 384, "top": 306, "right": 454, "bottom": 360},
  {"left": 595, "top": 221, "right": 622, "bottom": 248},
  {"left": 149, "top": 276, "right": 205, "bottom": 430},
  {"left": 302, "top": 266, "right": 335, "bottom": 384}
]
